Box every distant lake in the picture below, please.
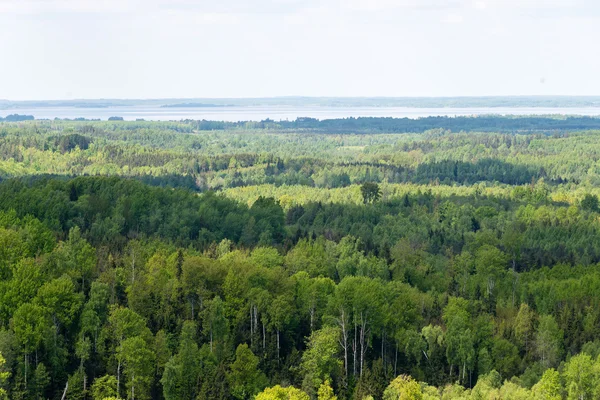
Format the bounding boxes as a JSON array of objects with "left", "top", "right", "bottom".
[{"left": 3, "top": 106, "right": 600, "bottom": 122}]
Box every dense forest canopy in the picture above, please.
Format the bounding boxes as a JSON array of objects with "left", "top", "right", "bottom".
[
  {"left": 188, "top": 115, "right": 600, "bottom": 133},
  {"left": 9, "top": 115, "right": 600, "bottom": 132},
  {"left": 1, "top": 118, "right": 600, "bottom": 399}
]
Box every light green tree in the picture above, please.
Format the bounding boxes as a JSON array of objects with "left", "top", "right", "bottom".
[
  {"left": 228, "top": 343, "right": 267, "bottom": 400},
  {"left": 443, "top": 298, "right": 475, "bottom": 384},
  {"left": 90, "top": 375, "right": 118, "bottom": 400},
  {"left": 382, "top": 375, "right": 423, "bottom": 400},
  {"left": 514, "top": 303, "right": 535, "bottom": 351},
  {"left": 301, "top": 326, "right": 341, "bottom": 397},
  {"left": 531, "top": 368, "right": 561, "bottom": 400},
  {"left": 0, "top": 352, "right": 9, "bottom": 400},
  {"left": 474, "top": 245, "right": 507, "bottom": 303},
  {"left": 317, "top": 380, "right": 337, "bottom": 400},
  {"left": 563, "top": 353, "right": 596, "bottom": 400},
  {"left": 535, "top": 315, "right": 563, "bottom": 369},
  {"left": 153, "top": 330, "right": 171, "bottom": 379},
  {"left": 498, "top": 381, "right": 531, "bottom": 399},
  {"left": 202, "top": 296, "right": 228, "bottom": 357},
  {"left": 117, "top": 336, "right": 155, "bottom": 400},
  {"left": 268, "top": 294, "right": 294, "bottom": 363},
  {"left": 34, "top": 275, "right": 84, "bottom": 329},
  {"left": 102, "top": 306, "right": 151, "bottom": 397},
  {"left": 255, "top": 385, "right": 310, "bottom": 400},
  {"left": 46, "top": 227, "right": 96, "bottom": 291},
  {"left": 470, "top": 370, "right": 501, "bottom": 399},
  {"left": 0, "top": 258, "right": 43, "bottom": 324},
  {"left": 11, "top": 303, "right": 49, "bottom": 389}
]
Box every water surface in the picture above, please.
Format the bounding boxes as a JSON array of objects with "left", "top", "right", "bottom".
[{"left": 2, "top": 106, "right": 600, "bottom": 121}]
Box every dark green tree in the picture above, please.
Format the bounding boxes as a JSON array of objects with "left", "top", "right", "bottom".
[{"left": 360, "top": 183, "right": 381, "bottom": 204}]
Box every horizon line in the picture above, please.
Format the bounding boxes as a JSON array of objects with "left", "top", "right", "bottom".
[{"left": 3, "top": 95, "right": 600, "bottom": 102}]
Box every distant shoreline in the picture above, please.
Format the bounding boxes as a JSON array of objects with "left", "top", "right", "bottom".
[
  {"left": 160, "top": 103, "right": 234, "bottom": 108},
  {"left": 2, "top": 96, "right": 600, "bottom": 109},
  {"left": 3, "top": 114, "right": 600, "bottom": 134}
]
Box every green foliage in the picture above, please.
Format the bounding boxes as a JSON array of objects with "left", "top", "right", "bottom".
[
  {"left": 443, "top": 298, "right": 475, "bottom": 385},
  {"left": 581, "top": 194, "right": 599, "bottom": 212},
  {"left": 301, "top": 326, "right": 341, "bottom": 396},
  {"left": 0, "top": 352, "right": 9, "bottom": 400},
  {"left": 227, "top": 344, "right": 267, "bottom": 399},
  {"left": 531, "top": 368, "right": 561, "bottom": 400},
  {"left": 255, "top": 385, "right": 310, "bottom": 400},
  {"left": 35, "top": 275, "right": 83, "bottom": 328},
  {"left": 514, "top": 303, "right": 535, "bottom": 351},
  {"left": 90, "top": 375, "right": 118, "bottom": 400},
  {"left": 563, "top": 354, "right": 596, "bottom": 400},
  {"left": 1, "top": 122, "right": 600, "bottom": 399},
  {"left": 117, "top": 335, "right": 155, "bottom": 400},
  {"left": 383, "top": 375, "right": 423, "bottom": 400},
  {"left": 202, "top": 296, "right": 228, "bottom": 357},
  {"left": 161, "top": 321, "right": 202, "bottom": 400},
  {"left": 535, "top": 315, "right": 563, "bottom": 369},
  {"left": 11, "top": 303, "right": 48, "bottom": 353},
  {"left": 317, "top": 380, "right": 337, "bottom": 400},
  {"left": 361, "top": 182, "right": 382, "bottom": 204}
]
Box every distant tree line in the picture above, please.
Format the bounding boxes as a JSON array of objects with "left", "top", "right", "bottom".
[
  {"left": 189, "top": 116, "right": 600, "bottom": 133},
  {"left": 0, "top": 114, "right": 34, "bottom": 122}
]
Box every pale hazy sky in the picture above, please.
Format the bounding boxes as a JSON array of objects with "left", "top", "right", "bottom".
[{"left": 1, "top": 0, "right": 599, "bottom": 100}]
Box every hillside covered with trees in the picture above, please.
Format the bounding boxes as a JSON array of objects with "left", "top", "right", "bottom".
[{"left": 0, "top": 119, "right": 600, "bottom": 399}]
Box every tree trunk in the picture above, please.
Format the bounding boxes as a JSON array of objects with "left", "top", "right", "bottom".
[
  {"left": 512, "top": 259, "right": 518, "bottom": 307},
  {"left": 381, "top": 329, "right": 385, "bottom": 368},
  {"left": 359, "top": 312, "right": 367, "bottom": 377},
  {"left": 394, "top": 344, "right": 398, "bottom": 377},
  {"left": 24, "top": 353, "right": 27, "bottom": 389},
  {"left": 254, "top": 306, "right": 258, "bottom": 335},
  {"left": 469, "top": 369, "right": 472, "bottom": 388},
  {"left": 131, "top": 250, "right": 136, "bottom": 285},
  {"left": 338, "top": 308, "right": 349, "bottom": 378},
  {"left": 117, "top": 358, "right": 121, "bottom": 398},
  {"left": 353, "top": 320, "right": 358, "bottom": 376},
  {"left": 54, "top": 318, "right": 59, "bottom": 347},
  {"left": 250, "top": 305, "right": 253, "bottom": 347},
  {"left": 61, "top": 382, "right": 69, "bottom": 400},
  {"left": 277, "top": 329, "right": 280, "bottom": 365}
]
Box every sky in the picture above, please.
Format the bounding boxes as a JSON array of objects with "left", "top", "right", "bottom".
[{"left": 0, "top": 0, "right": 599, "bottom": 100}]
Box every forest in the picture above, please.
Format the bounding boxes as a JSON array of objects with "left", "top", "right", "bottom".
[
  {"left": 1, "top": 118, "right": 600, "bottom": 399},
  {"left": 189, "top": 115, "right": 600, "bottom": 133}
]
